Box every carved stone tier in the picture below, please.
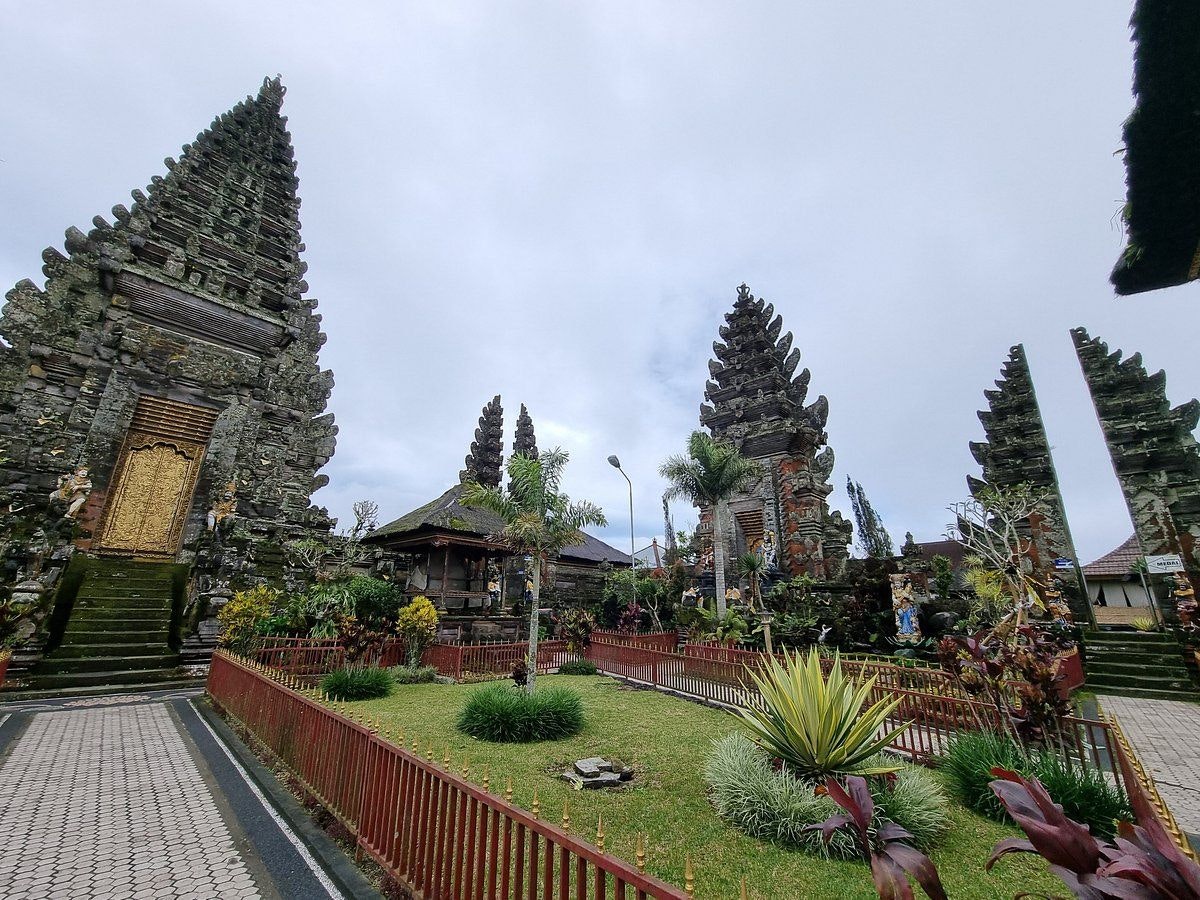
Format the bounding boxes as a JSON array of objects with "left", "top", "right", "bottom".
[
  {"left": 968, "top": 344, "right": 1086, "bottom": 616},
  {"left": 460, "top": 395, "right": 504, "bottom": 488},
  {"left": 1072, "top": 328, "right": 1200, "bottom": 576}
]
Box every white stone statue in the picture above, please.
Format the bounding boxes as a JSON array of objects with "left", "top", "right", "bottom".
[{"left": 50, "top": 466, "right": 92, "bottom": 519}]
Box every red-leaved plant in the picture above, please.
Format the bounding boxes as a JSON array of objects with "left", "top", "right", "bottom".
[
  {"left": 807, "top": 775, "right": 948, "bottom": 900},
  {"left": 987, "top": 767, "right": 1200, "bottom": 898}
]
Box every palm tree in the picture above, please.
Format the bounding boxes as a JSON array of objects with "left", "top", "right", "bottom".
[
  {"left": 736, "top": 551, "right": 765, "bottom": 611},
  {"left": 660, "top": 431, "right": 759, "bottom": 619},
  {"left": 462, "top": 448, "right": 606, "bottom": 695}
]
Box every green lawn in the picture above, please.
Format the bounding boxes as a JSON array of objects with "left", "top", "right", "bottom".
[{"left": 345, "top": 675, "right": 1060, "bottom": 900}]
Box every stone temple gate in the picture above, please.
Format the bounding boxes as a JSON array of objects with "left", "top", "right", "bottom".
[{"left": 0, "top": 78, "right": 337, "bottom": 688}]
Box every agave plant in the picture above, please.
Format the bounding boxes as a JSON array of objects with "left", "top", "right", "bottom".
[{"left": 738, "top": 649, "right": 909, "bottom": 779}]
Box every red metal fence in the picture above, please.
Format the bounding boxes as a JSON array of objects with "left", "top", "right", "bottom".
[
  {"left": 253, "top": 637, "right": 575, "bottom": 683},
  {"left": 418, "top": 641, "right": 573, "bottom": 681},
  {"left": 583, "top": 642, "right": 1129, "bottom": 791},
  {"left": 254, "top": 637, "right": 345, "bottom": 675},
  {"left": 0, "top": 649, "right": 10, "bottom": 688},
  {"left": 590, "top": 631, "right": 678, "bottom": 653},
  {"left": 208, "top": 652, "right": 687, "bottom": 898}
]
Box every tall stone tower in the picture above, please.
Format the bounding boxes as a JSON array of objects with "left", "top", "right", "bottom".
[
  {"left": 459, "top": 396, "right": 504, "bottom": 488},
  {"left": 699, "top": 284, "right": 851, "bottom": 578},
  {"left": 1072, "top": 328, "right": 1200, "bottom": 579},
  {"left": 0, "top": 78, "right": 336, "bottom": 594},
  {"left": 969, "top": 345, "right": 1087, "bottom": 618}
]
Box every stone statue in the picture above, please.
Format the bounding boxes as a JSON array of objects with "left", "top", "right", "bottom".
[
  {"left": 890, "top": 573, "right": 921, "bottom": 642},
  {"left": 49, "top": 466, "right": 92, "bottom": 519},
  {"left": 1044, "top": 580, "right": 1073, "bottom": 626},
  {"left": 699, "top": 546, "right": 714, "bottom": 573},
  {"left": 206, "top": 481, "right": 238, "bottom": 531},
  {"left": 757, "top": 530, "right": 779, "bottom": 572},
  {"left": 681, "top": 585, "right": 699, "bottom": 609},
  {"left": 1172, "top": 573, "right": 1197, "bottom": 631},
  {"left": 486, "top": 560, "right": 502, "bottom": 611},
  {"left": 725, "top": 585, "right": 742, "bottom": 605}
]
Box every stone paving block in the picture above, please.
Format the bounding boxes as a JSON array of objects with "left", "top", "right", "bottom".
[
  {"left": 0, "top": 704, "right": 264, "bottom": 898},
  {"left": 1100, "top": 694, "right": 1200, "bottom": 837}
]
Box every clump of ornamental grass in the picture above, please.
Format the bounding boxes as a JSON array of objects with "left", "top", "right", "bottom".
[
  {"left": 321, "top": 665, "right": 394, "bottom": 701},
  {"left": 456, "top": 683, "right": 584, "bottom": 743}
]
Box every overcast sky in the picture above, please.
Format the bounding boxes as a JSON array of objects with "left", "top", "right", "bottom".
[{"left": 3, "top": 3, "right": 1197, "bottom": 565}]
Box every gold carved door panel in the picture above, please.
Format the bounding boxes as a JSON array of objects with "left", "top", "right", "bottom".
[{"left": 97, "top": 436, "right": 205, "bottom": 557}]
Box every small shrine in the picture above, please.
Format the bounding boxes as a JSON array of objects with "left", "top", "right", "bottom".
[{"left": 366, "top": 396, "right": 629, "bottom": 642}]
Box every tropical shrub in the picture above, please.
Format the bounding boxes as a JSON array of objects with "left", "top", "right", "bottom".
[
  {"left": 940, "top": 731, "right": 1024, "bottom": 821},
  {"left": 703, "top": 732, "right": 850, "bottom": 855},
  {"left": 941, "top": 731, "right": 1131, "bottom": 838},
  {"left": 557, "top": 658, "right": 598, "bottom": 676},
  {"left": 335, "top": 614, "right": 389, "bottom": 664},
  {"left": 389, "top": 664, "right": 439, "bottom": 684},
  {"left": 987, "top": 768, "right": 1200, "bottom": 898},
  {"left": 456, "top": 683, "right": 584, "bottom": 743},
  {"left": 396, "top": 595, "right": 439, "bottom": 665},
  {"left": 217, "top": 585, "right": 281, "bottom": 654},
  {"left": 738, "top": 649, "right": 907, "bottom": 779},
  {"left": 808, "top": 775, "right": 948, "bottom": 900},
  {"left": 873, "top": 762, "right": 951, "bottom": 850},
  {"left": 344, "top": 576, "right": 404, "bottom": 626},
  {"left": 321, "top": 665, "right": 394, "bottom": 701},
  {"left": 553, "top": 607, "right": 595, "bottom": 652},
  {"left": 703, "top": 734, "right": 948, "bottom": 856}
]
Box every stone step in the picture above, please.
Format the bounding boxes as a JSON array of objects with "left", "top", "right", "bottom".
[
  {"left": 66, "top": 618, "right": 172, "bottom": 636},
  {"left": 28, "top": 667, "right": 190, "bottom": 690},
  {"left": 37, "top": 653, "right": 180, "bottom": 675},
  {"left": 1084, "top": 670, "right": 1195, "bottom": 691},
  {"left": 77, "top": 586, "right": 174, "bottom": 599},
  {"left": 1086, "top": 661, "right": 1191, "bottom": 680},
  {"left": 1084, "top": 647, "right": 1189, "bottom": 666},
  {"left": 1086, "top": 631, "right": 1176, "bottom": 645},
  {"left": 0, "top": 677, "right": 206, "bottom": 702},
  {"left": 50, "top": 642, "right": 173, "bottom": 659},
  {"left": 69, "top": 600, "right": 172, "bottom": 616},
  {"left": 58, "top": 629, "right": 171, "bottom": 645}
]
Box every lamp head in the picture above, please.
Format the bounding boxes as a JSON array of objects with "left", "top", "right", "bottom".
[{"left": 607, "top": 455, "right": 621, "bottom": 469}]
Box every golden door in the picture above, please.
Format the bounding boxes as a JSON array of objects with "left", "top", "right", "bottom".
[{"left": 95, "top": 436, "right": 205, "bottom": 557}]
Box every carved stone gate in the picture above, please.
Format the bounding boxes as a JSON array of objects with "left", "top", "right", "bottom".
[{"left": 95, "top": 396, "right": 219, "bottom": 558}]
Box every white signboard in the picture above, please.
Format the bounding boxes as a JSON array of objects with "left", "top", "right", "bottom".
[{"left": 1145, "top": 554, "right": 1185, "bottom": 574}]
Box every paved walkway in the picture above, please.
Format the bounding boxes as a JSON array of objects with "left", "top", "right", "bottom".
[
  {"left": 0, "top": 691, "right": 346, "bottom": 900},
  {"left": 1099, "top": 694, "right": 1200, "bottom": 843}
]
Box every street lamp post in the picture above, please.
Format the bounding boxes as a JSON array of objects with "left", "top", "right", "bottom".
[{"left": 607, "top": 455, "right": 636, "bottom": 592}]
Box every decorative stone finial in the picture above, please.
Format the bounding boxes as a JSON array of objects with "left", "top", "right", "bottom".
[
  {"left": 459, "top": 395, "right": 504, "bottom": 488},
  {"left": 513, "top": 404, "right": 538, "bottom": 461}
]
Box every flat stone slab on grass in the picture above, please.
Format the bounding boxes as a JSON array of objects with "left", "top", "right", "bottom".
[
  {"left": 574, "top": 757, "right": 612, "bottom": 776},
  {"left": 561, "top": 756, "right": 633, "bottom": 789}
]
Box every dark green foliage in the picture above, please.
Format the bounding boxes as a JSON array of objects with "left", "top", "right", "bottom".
[
  {"left": 321, "top": 666, "right": 394, "bottom": 701},
  {"left": 557, "top": 659, "right": 598, "bottom": 676},
  {"left": 344, "top": 576, "right": 404, "bottom": 625},
  {"left": 1030, "top": 752, "right": 1131, "bottom": 839},
  {"left": 941, "top": 732, "right": 1131, "bottom": 838},
  {"left": 389, "top": 664, "right": 439, "bottom": 684},
  {"left": 941, "top": 732, "right": 1025, "bottom": 821},
  {"left": 456, "top": 683, "right": 585, "bottom": 743},
  {"left": 930, "top": 555, "right": 954, "bottom": 600},
  {"left": 846, "top": 477, "right": 895, "bottom": 559}
]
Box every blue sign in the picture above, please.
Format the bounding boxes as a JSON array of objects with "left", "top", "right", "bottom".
[{"left": 1053, "top": 557, "right": 1074, "bottom": 570}]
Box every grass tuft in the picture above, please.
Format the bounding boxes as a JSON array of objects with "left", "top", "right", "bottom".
[
  {"left": 456, "top": 683, "right": 584, "bottom": 743},
  {"left": 557, "top": 659, "right": 598, "bottom": 676},
  {"left": 321, "top": 666, "right": 394, "bottom": 701},
  {"left": 390, "top": 664, "right": 439, "bottom": 684}
]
